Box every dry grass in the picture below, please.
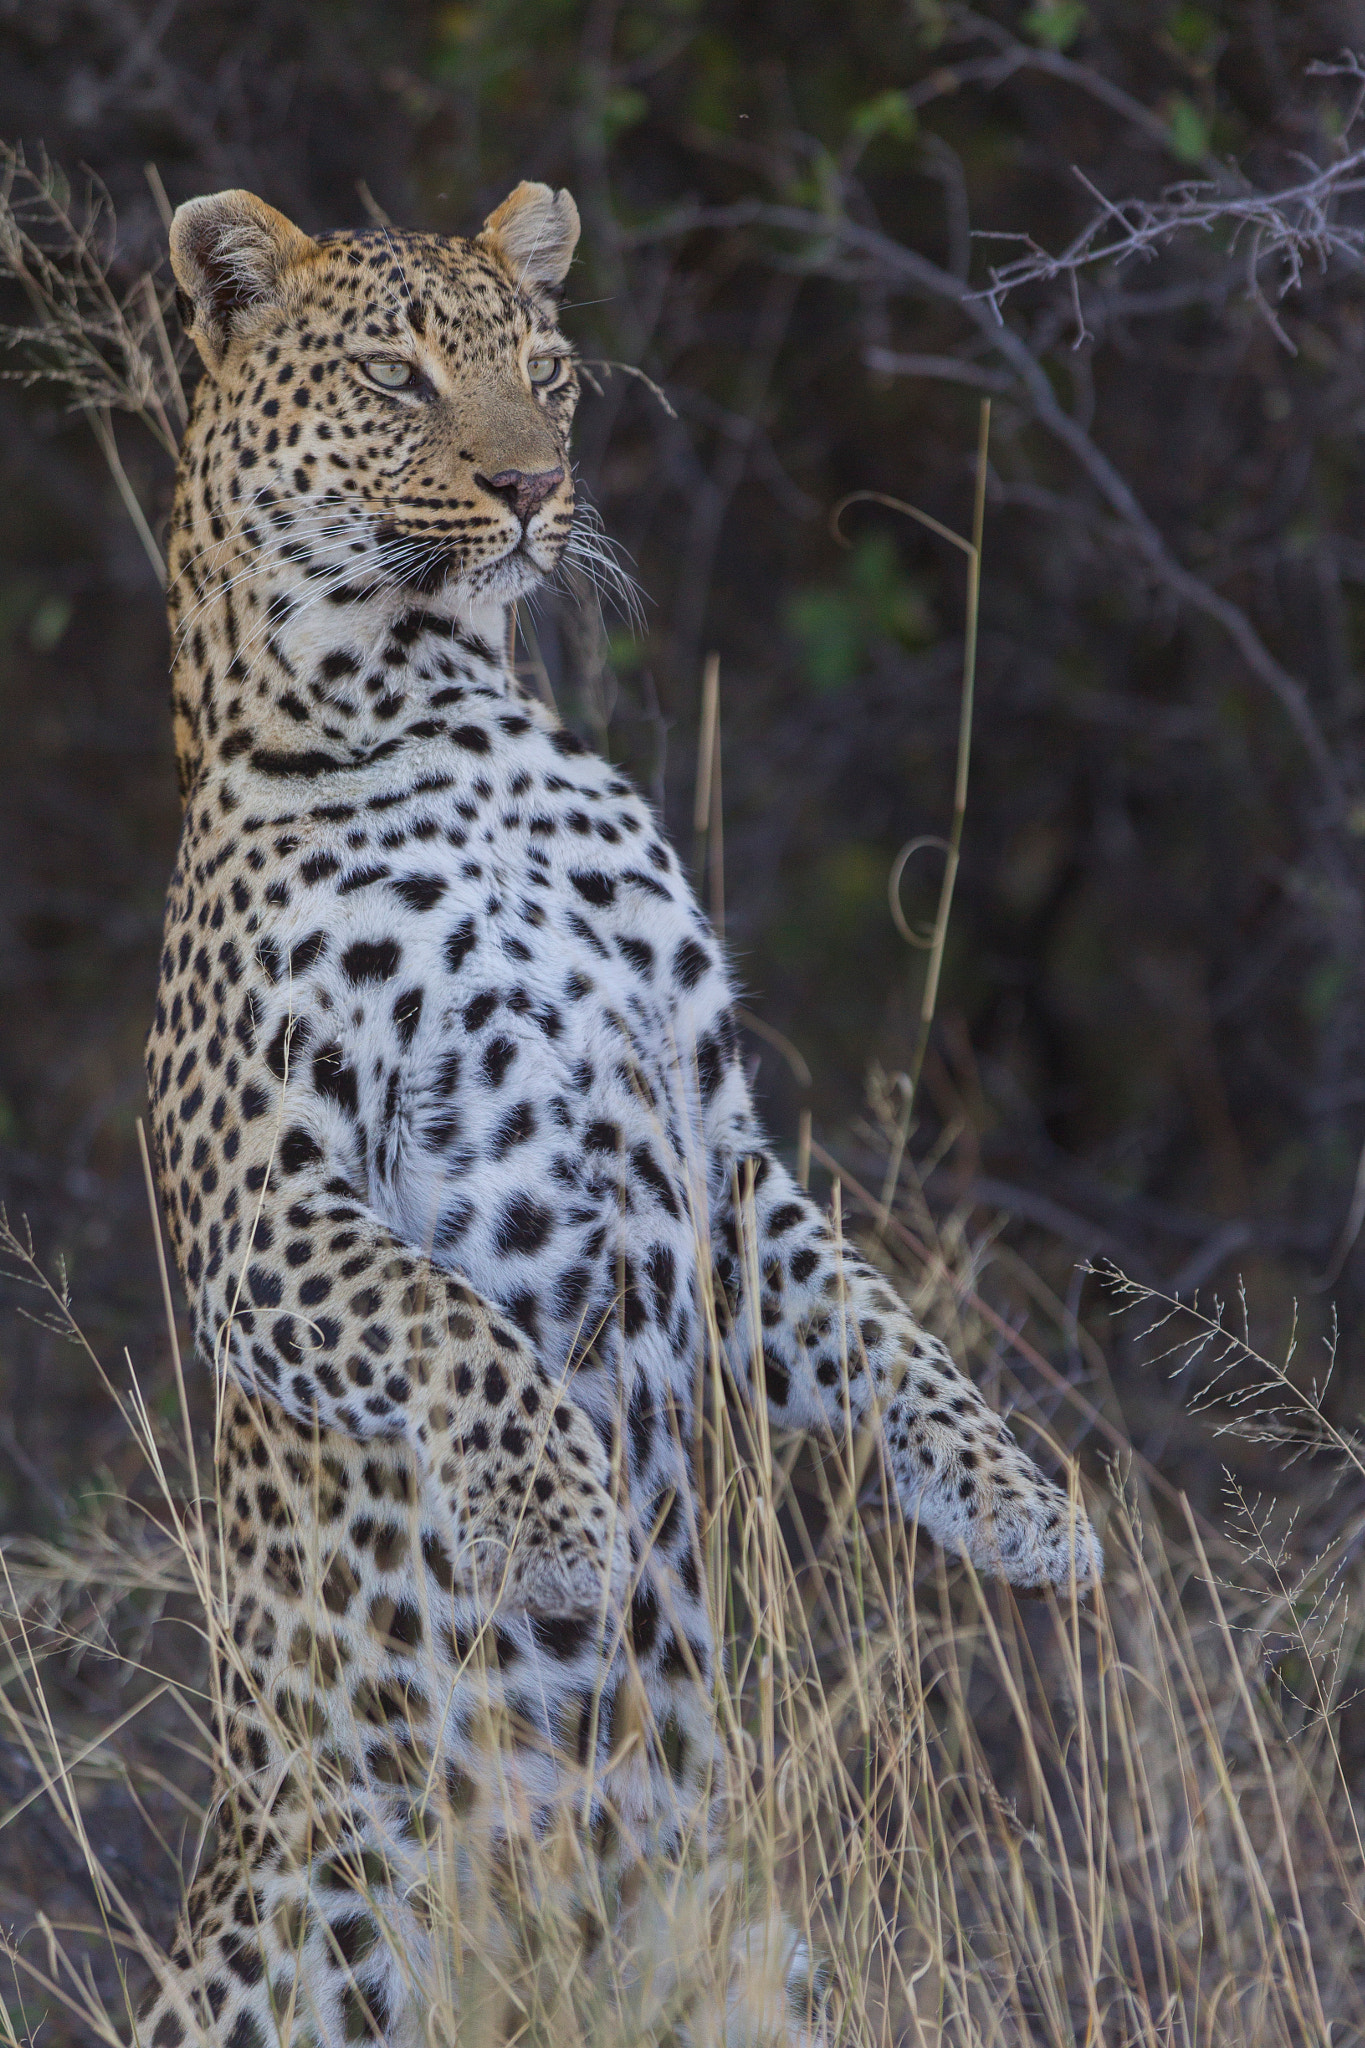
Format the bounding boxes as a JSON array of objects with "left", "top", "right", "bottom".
[
  {"left": 0, "top": 145, "right": 187, "bottom": 584},
  {"left": 0, "top": 1189, "right": 1362, "bottom": 2048}
]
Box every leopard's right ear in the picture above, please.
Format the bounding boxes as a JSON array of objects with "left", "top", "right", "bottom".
[{"left": 170, "top": 191, "right": 316, "bottom": 371}]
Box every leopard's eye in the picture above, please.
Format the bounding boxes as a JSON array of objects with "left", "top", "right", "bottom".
[
  {"left": 527, "top": 354, "right": 561, "bottom": 387},
  {"left": 365, "top": 359, "right": 414, "bottom": 390}
]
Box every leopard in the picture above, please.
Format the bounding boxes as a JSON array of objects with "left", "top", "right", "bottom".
[{"left": 136, "top": 176, "right": 1103, "bottom": 2048}]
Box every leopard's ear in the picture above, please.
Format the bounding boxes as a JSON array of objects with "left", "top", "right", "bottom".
[
  {"left": 477, "top": 182, "right": 580, "bottom": 297},
  {"left": 170, "top": 190, "right": 317, "bottom": 371}
]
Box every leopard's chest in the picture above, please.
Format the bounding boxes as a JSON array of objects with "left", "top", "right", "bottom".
[
  {"left": 172, "top": 719, "right": 726, "bottom": 1456},
  {"left": 345, "top": 803, "right": 713, "bottom": 1424}
]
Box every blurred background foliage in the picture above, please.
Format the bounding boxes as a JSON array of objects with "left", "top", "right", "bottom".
[{"left": 4, "top": 0, "right": 1365, "bottom": 1538}]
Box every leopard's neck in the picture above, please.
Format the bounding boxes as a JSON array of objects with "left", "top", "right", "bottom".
[{"left": 167, "top": 488, "right": 517, "bottom": 806}]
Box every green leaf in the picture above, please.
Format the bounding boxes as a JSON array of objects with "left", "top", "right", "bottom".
[
  {"left": 29, "top": 593, "right": 71, "bottom": 652},
  {"left": 1165, "top": 93, "right": 1210, "bottom": 163},
  {"left": 685, "top": 30, "right": 743, "bottom": 133},
  {"left": 787, "top": 589, "right": 864, "bottom": 695},
  {"left": 788, "top": 533, "right": 937, "bottom": 693},
  {"left": 602, "top": 86, "right": 648, "bottom": 139},
  {"left": 849, "top": 89, "right": 918, "bottom": 146},
  {"left": 437, "top": 4, "right": 480, "bottom": 42},
  {"left": 429, "top": 2, "right": 482, "bottom": 76},
  {"left": 1021, "top": 0, "right": 1088, "bottom": 51},
  {"left": 909, "top": 0, "right": 950, "bottom": 48},
  {"left": 1164, "top": 4, "right": 1219, "bottom": 60},
  {"left": 606, "top": 628, "right": 643, "bottom": 671}
]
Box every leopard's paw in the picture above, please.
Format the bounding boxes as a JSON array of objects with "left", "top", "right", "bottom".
[{"left": 893, "top": 1402, "right": 1102, "bottom": 1590}]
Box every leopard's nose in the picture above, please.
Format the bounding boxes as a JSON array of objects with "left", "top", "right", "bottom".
[{"left": 477, "top": 466, "right": 564, "bottom": 525}]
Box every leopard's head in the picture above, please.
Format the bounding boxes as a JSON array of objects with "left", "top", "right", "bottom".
[{"left": 169, "top": 182, "right": 582, "bottom": 607}]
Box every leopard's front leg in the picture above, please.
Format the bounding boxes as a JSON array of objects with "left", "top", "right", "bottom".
[
  {"left": 712, "top": 1147, "right": 1101, "bottom": 1590},
  {"left": 149, "top": 1058, "right": 626, "bottom": 1616},
  {"left": 401, "top": 1261, "right": 629, "bottom": 1615}
]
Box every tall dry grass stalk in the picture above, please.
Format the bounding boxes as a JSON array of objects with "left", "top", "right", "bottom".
[
  {"left": 0, "top": 147, "right": 188, "bottom": 585},
  {"left": 0, "top": 1192, "right": 1362, "bottom": 2048}
]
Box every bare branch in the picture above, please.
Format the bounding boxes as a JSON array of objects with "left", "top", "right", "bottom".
[
  {"left": 974, "top": 148, "right": 1365, "bottom": 323},
  {"left": 629, "top": 197, "right": 1347, "bottom": 815}
]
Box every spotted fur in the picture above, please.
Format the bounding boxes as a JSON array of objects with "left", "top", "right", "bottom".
[{"left": 138, "top": 180, "right": 1101, "bottom": 2048}]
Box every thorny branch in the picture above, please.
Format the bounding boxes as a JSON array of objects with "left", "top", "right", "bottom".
[
  {"left": 628, "top": 195, "right": 1351, "bottom": 820},
  {"left": 975, "top": 147, "right": 1365, "bottom": 334}
]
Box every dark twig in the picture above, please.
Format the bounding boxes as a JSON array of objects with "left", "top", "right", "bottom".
[{"left": 628, "top": 198, "right": 1347, "bottom": 814}]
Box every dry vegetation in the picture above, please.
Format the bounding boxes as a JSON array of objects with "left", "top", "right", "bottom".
[{"left": 2, "top": 1187, "right": 1364, "bottom": 2048}]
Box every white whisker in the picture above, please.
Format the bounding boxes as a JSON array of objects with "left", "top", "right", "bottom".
[{"left": 556, "top": 496, "right": 646, "bottom": 633}]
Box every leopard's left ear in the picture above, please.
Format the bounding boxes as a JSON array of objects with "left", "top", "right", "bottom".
[{"left": 477, "top": 182, "right": 580, "bottom": 297}]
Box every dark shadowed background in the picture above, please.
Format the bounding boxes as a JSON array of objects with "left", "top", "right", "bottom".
[{"left": 4, "top": 0, "right": 1365, "bottom": 1691}]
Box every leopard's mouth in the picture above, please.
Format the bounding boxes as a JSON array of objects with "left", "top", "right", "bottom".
[
  {"left": 373, "top": 520, "right": 458, "bottom": 594},
  {"left": 371, "top": 521, "right": 557, "bottom": 597}
]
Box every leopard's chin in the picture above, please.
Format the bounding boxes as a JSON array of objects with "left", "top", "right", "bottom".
[{"left": 467, "top": 547, "right": 557, "bottom": 604}]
